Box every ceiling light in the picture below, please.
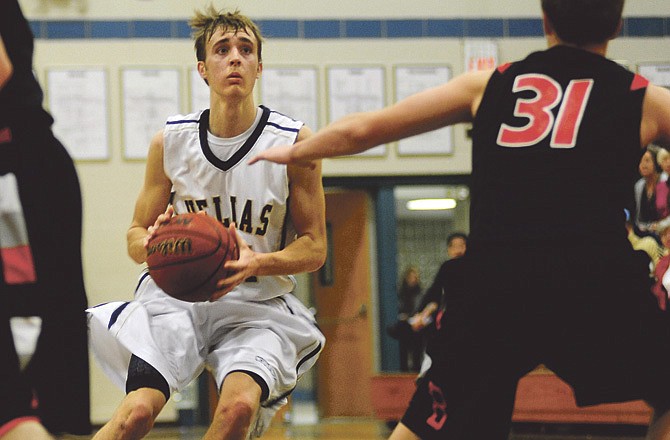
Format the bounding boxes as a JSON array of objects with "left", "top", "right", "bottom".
[{"left": 406, "top": 198, "right": 457, "bottom": 211}]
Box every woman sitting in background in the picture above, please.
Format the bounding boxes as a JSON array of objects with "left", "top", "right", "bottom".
[{"left": 634, "top": 145, "right": 670, "bottom": 239}]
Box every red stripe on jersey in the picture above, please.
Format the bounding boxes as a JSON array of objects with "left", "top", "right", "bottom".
[
  {"left": 0, "top": 417, "right": 42, "bottom": 437},
  {"left": 630, "top": 74, "right": 649, "bottom": 91},
  {"left": 1, "top": 245, "right": 37, "bottom": 284},
  {"left": 497, "top": 62, "right": 512, "bottom": 73},
  {"left": 0, "top": 127, "right": 11, "bottom": 144}
]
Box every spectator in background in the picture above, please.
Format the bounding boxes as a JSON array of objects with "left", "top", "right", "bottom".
[
  {"left": 391, "top": 266, "right": 424, "bottom": 372},
  {"left": 409, "top": 233, "right": 468, "bottom": 336},
  {"left": 657, "top": 147, "right": 670, "bottom": 182},
  {"left": 652, "top": 225, "right": 670, "bottom": 311},
  {"left": 634, "top": 145, "right": 669, "bottom": 238},
  {"left": 627, "top": 209, "right": 664, "bottom": 270}
]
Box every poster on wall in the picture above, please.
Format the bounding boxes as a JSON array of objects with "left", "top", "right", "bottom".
[
  {"left": 189, "top": 67, "right": 210, "bottom": 112},
  {"left": 638, "top": 63, "right": 670, "bottom": 89},
  {"left": 122, "top": 68, "right": 181, "bottom": 159},
  {"left": 464, "top": 39, "right": 498, "bottom": 72},
  {"left": 260, "top": 67, "right": 319, "bottom": 131},
  {"left": 327, "top": 66, "right": 386, "bottom": 157},
  {"left": 46, "top": 68, "right": 109, "bottom": 160},
  {"left": 394, "top": 65, "right": 453, "bottom": 156}
]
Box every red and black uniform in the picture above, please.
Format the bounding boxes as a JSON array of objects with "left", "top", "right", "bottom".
[
  {"left": 402, "top": 46, "right": 670, "bottom": 439},
  {"left": 0, "top": 0, "right": 90, "bottom": 435}
]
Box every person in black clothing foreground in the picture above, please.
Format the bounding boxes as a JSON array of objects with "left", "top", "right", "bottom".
[
  {"left": 251, "top": 0, "right": 670, "bottom": 438},
  {"left": 0, "top": 1, "right": 90, "bottom": 438}
]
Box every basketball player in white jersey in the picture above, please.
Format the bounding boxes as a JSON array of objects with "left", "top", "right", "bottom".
[{"left": 87, "top": 6, "right": 326, "bottom": 440}]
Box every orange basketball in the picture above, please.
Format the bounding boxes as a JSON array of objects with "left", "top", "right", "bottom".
[{"left": 146, "top": 213, "right": 238, "bottom": 302}]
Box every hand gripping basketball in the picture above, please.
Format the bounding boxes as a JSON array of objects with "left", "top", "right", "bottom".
[{"left": 146, "top": 213, "right": 238, "bottom": 302}]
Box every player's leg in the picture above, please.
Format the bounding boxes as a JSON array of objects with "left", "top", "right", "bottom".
[
  {"left": 204, "top": 371, "right": 262, "bottom": 440},
  {"left": 92, "top": 388, "right": 166, "bottom": 440},
  {"left": 92, "top": 355, "right": 169, "bottom": 440}
]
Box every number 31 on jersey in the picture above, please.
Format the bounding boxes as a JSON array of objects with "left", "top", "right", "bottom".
[{"left": 497, "top": 73, "right": 594, "bottom": 149}]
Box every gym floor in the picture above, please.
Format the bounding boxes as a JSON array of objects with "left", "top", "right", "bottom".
[
  {"left": 103, "top": 421, "right": 647, "bottom": 440},
  {"left": 72, "top": 420, "right": 648, "bottom": 440}
]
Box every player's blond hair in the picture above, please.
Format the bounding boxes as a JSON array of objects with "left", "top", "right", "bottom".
[{"left": 189, "top": 5, "right": 263, "bottom": 63}]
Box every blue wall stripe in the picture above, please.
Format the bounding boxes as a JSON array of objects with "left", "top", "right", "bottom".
[
  {"left": 625, "top": 17, "right": 665, "bottom": 37},
  {"left": 175, "top": 21, "right": 192, "bottom": 39},
  {"left": 387, "top": 19, "right": 424, "bottom": 38},
  {"left": 28, "top": 17, "right": 670, "bottom": 40},
  {"left": 304, "top": 20, "right": 341, "bottom": 38},
  {"left": 345, "top": 20, "right": 383, "bottom": 38},
  {"left": 465, "top": 18, "right": 504, "bottom": 38},
  {"left": 426, "top": 19, "right": 465, "bottom": 37},
  {"left": 257, "top": 19, "right": 300, "bottom": 38},
  {"left": 507, "top": 18, "right": 544, "bottom": 38},
  {"left": 46, "top": 20, "right": 87, "bottom": 39},
  {"left": 131, "top": 20, "right": 172, "bottom": 38},
  {"left": 90, "top": 21, "right": 129, "bottom": 39}
]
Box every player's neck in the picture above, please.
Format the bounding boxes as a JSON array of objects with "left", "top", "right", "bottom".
[
  {"left": 547, "top": 36, "right": 609, "bottom": 57},
  {"left": 208, "top": 99, "right": 258, "bottom": 138}
]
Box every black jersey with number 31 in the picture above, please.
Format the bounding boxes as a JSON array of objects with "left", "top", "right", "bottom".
[{"left": 470, "top": 45, "right": 647, "bottom": 246}]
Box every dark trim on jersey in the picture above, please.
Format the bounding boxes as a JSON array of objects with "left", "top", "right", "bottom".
[
  {"left": 266, "top": 121, "right": 300, "bottom": 133},
  {"left": 263, "top": 342, "right": 323, "bottom": 408},
  {"left": 198, "top": 107, "right": 271, "bottom": 171},
  {"left": 277, "top": 295, "right": 295, "bottom": 315},
  {"left": 166, "top": 118, "right": 199, "bottom": 125},
  {"left": 135, "top": 270, "right": 151, "bottom": 294},
  {"left": 108, "top": 302, "right": 130, "bottom": 329},
  {"left": 229, "top": 369, "right": 270, "bottom": 402}
]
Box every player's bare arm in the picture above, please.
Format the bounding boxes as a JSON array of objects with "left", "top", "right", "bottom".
[
  {"left": 641, "top": 83, "right": 670, "bottom": 148},
  {"left": 213, "top": 126, "right": 327, "bottom": 298},
  {"left": 0, "top": 36, "right": 13, "bottom": 90},
  {"left": 249, "top": 69, "right": 492, "bottom": 165},
  {"left": 126, "top": 130, "right": 173, "bottom": 264}
]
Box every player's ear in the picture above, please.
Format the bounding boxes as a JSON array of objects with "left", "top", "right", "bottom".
[
  {"left": 197, "top": 60, "right": 209, "bottom": 85},
  {"left": 256, "top": 61, "right": 263, "bottom": 79}
]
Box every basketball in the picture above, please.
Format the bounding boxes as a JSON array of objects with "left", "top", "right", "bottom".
[{"left": 146, "top": 213, "right": 238, "bottom": 302}]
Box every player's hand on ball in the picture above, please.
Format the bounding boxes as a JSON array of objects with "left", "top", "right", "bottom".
[
  {"left": 144, "top": 205, "right": 174, "bottom": 248},
  {"left": 211, "top": 224, "right": 258, "bottom": 301}
]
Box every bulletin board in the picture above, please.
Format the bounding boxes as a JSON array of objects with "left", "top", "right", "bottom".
[
  {"left": 327, "top": 66, "right": 386, "bottom": 157},
  {"left": 122, "top": 67, "right": 181, "bottom": 159},
  {"left": 260, "top": 66, "right": 319, "bottom": 131},
  {"left": 46, "top": 68, "right": 109, "bottom": 160},
  {"left": 394, "top": 65, "right": 453, "bottom": 156}
]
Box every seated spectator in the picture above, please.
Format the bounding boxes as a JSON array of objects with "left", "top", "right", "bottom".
[
  {"left": 634, "top": 145, "right": 670, "bottom": 238},
  {"left": 652, "top": 225, "right": 670, "bottom": 310},
  {"left": 626, "top": 209, "right": 664, "bottom": 269},
  {"left": 658, "top": 147, "right": 670, "bottom": 182}
]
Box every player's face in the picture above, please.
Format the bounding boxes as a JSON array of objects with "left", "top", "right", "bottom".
[{"left": 198, "top": 27, "right": 262, "bottom": 100}]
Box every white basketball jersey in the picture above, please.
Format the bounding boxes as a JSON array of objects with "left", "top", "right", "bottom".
[{"left": 162, "top": 106, "right": 303, "bottom": 301}]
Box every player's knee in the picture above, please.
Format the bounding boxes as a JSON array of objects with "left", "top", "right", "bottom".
[
  {"left": 212, "top": 397, "right": 257, "bottom": 434},
  {"left": 119, "top": 400, "right": 157, "bottom": 437}
]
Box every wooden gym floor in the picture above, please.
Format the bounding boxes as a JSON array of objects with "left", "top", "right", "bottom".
[{"left": 73, "top": 420, "right": 648, "bottom": 440}]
